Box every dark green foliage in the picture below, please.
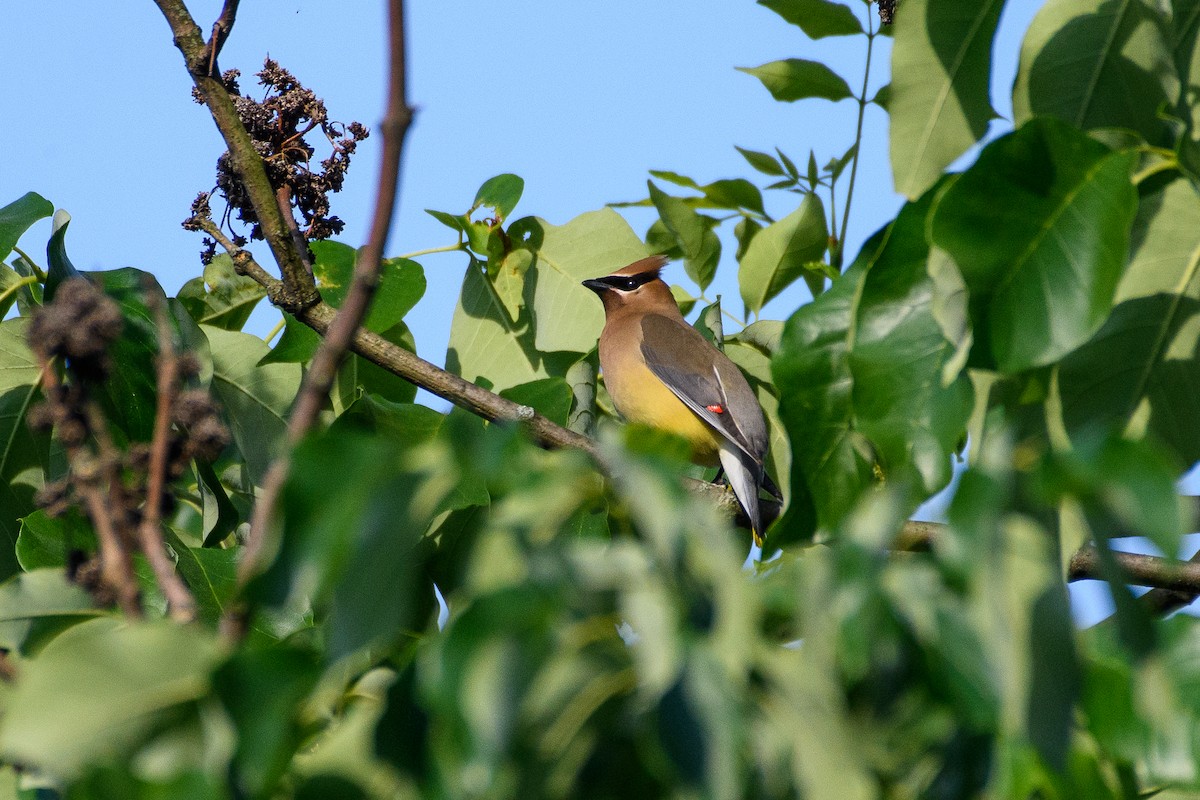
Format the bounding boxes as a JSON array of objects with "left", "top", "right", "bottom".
[{"left": 4, "top": 1, "right": 1200, "bottom": 798}]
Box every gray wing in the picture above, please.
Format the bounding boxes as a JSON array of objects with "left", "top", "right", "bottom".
[{"left": 639, "top": 314, "right": 768, "bottom": 464}]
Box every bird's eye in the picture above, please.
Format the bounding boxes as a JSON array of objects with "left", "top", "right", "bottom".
[{"left": 620, "top": 278, "right": 639, "bottom": 291}]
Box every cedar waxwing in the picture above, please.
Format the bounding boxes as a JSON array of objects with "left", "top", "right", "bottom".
[{"left": 583, "top": 255, "right": 771, "bottom": 544}]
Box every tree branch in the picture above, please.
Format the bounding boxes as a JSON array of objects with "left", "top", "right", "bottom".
[
  {"left": 152, "top": 0, "right": 318, "bottom": 310},
  {"left": 138, "top": 287, "right": 198, "bottom": 622},
  {"left": 897, "top": 520, "right": 1200, "bottom": 596}
]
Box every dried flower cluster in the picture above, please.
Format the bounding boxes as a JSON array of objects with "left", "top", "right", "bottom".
[
  {"left": 26, "top": 278, "right": 231, "bottom": 608},
  {"left": 878, "top": 0, "right": 895, "bottom": 25},
  {"left": 189, "top": 58, "right": 369, "bottom": 264}
]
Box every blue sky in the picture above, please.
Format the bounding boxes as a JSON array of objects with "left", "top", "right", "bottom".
[
  {"left": 10, "top": 0, "right": 1155, "bottom": 623},
  {"left": 4, "top": 0, "right": 1036, "bottom": 342}
]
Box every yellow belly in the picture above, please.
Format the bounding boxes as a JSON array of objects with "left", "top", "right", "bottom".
[{"left": 605, "top": 360, "right": 720, "bottom": 466}]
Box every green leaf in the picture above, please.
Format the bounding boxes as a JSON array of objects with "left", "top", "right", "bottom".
[
  {"left": 494, "top": 248, "right": 532, "bottom": 322},
  {"left": 1013, "top": 0, "right": 1178, "bottom": 146},
  {"left": 1057, "top": 177, "right": 1200, "bottom": 466},
  {"left": 331, "top": 395, "right": 445, "bottom": 442},
  {"left": 871, "top": 83, "right": 891, "bottom": 110},
  {"left": 0, "top": 568, "right": 98, "bottom": 621},
  {"left": 447, "top": 211, "right": 647, "bottom": 393},
  {"left": 693, "top": 298, "right": 725, "bottom": 348},
  {"left": 214, "top": 645, "right": 321, "bottom": 798},
  {"left": 196, "top": 459, "right": 239, "bottom": 547},
  {"left": 44, "top": 210, "right": 82, "bottom": 301},
  {"left": 648, "top": 172, "right": 766, "bottom": 215},
  {"left": 309, "top": 240, "right": 426, "bottom": 333},
  {"left": 168, "top": 530, "right": 240, "bottom": 624},
  {"left": 648, "top": 181, "right": 720, "bottom": 290},
  {"left": 16, "top": 510, "right": 96, "bottom": 570},
  {"left": 204, "top": 326, "right": 301, "bottom": 487},
  {"left": 889, "top": 0, "right": 1003, "bottom": 199},
  {"left": 89, "top": 268, "right": 170, "bottom": 442},
  {"left": 500, "top": 377, "right": 573, "bottom": 427},
  {"left": 0, "top": 263, "right": 25, "bottom": 320},
  {"left": 260, "top": 315, "right": 321, "bottom": 365},
  {"left": 0, "top": 319, "right": 49, "bottom": 576},
  {"left": 426, "top": 208, "right": 469, "bottom": 235},
  {"left": 849, "top": 189, "right": 973, "bottom": 509},
  {"left": 447, "top": 259, "right": 546, "bottom": 392},
  {"left": 930, "top": 118, "right": 1138, "bottom": 372},
  {"left": 0, "top": 192, "right": 53, "bottom": 263},
  {"left": 340, "top": 321, "right": 419, "bottom": 406},
  {"left": 176, "top": 254, "right": 267, "bottom": 331},
  {"left": 758, "top": 0, "right": 863, "bottom": 38},
  {"left": 473, "top": 174, "right": 525, "bottom": 223},
  {"left": 261, "top": 432, "right": 425, "bottom": 660},
  {"left": 735, "top": 146, "right": 787, "bottom": 177},
  {"left": 738, "top": 193, "right": 829, "bottom": 315},
  {"left": 0, "top": 618, "right": 220, "bottom": 779},
  {"left": 771, "top": 254, "right": 877, "bottom": 543},
  {"left": 525, "top": 209, "right": 649, "bottom": 354},
  {"left": 1035, "top": 432, "right": 1186, "bottom": 556},
  {"left": 738, "top": 59, "right": 853, "bottom": 102}
]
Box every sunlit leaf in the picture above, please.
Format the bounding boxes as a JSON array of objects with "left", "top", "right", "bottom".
[
  {"left": 0, "top": 618, "right": 220, "bottom": 779},
  {"left": 889, "top": 0, "right": 1003, "bottom": 198},
  {"left": 204, "top": 326, "right": 301, "bottom": 487},
  {"left": 1056, "top": 176, "right": 1200, "bottom": 468},
  {"left": 739, "top": 193, "right": 829, "bottom": 315},
  {"left": 758, "top": 0, "right": 863, "bottom": 38},
  {"left": 737, "top": 59, "right": 854, "bottom": 102},
  {"left": 931, "top": 118, "right": 1137, "bottom": 372},
  {"left": 0, "top": 192, "right": 53, "bottom": 263},
  {"left": 1013, "top": 0, "right": 1178, "bottom": 146}
]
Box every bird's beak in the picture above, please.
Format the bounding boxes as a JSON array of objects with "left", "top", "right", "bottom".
[{"left": 582, "top": 278, "right": 608, "bottom": 294}]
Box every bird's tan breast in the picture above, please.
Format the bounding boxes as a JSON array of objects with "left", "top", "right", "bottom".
[{"left": 599, "top": 314, "right": 720, "bottom": 464}]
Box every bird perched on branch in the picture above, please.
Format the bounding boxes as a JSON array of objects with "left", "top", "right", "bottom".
[{"left": 583, "top": 255, "right": 772, "bottom": 544}]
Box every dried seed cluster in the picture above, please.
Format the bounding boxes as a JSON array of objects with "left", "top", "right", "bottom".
[
  {"left": 190, "top": 58, "right": 369, "bottom": 264},
  {"left": 26, "top": 278, "right": 233, "bottom": 606},
  {"left": 28, "top": 279, "right": 124, "bottom": 381},
  {"left": 878, "top": 0, "right": 895, "bottom": 25}
]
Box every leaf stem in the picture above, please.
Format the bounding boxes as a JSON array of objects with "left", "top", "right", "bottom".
[
  {"left": 263, "top": 316, "right": 286, "bottom": 343},
  {"left": 834, "top": 9, "right": 876, "bottom": 270},
  {"left": 0, "top": 275, "right": 39, "bottom": 310},
  {"left": 12, "top": 246, "right": 45, "bottom": 280},
  {"left": 397, "top": 241, "right": 467, "bottom": 260}
]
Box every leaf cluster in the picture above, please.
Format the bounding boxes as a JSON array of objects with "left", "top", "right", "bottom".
[{"left": 1, "top": 1, "right": 1200, "bottom": 798}]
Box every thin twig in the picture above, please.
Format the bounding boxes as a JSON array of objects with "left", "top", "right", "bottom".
[
  {"left": 833, "top": 9, "right": 875, "bottom": 270},
  {"left": 275, "top": 185, "right": 313, "bottom": 276},
  {"left": 138, "top": 287, "right": 198, "bottom": 622},
  {"left": 37, "top": 361, "right": 142, "bottom": 618},
  {"left": 239, "top": 0, "right": 415, "bottom": 589},
  {"left": 206, "top": 0, "right": 240, "bottom": 77}
]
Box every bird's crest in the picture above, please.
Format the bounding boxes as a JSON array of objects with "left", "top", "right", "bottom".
[{"left": 611, "top": 254, "right": 668, "bottom": 279}]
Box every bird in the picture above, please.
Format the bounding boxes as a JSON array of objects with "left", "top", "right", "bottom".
[{"left": 582, "top": 255, "right": 772, "bottom": 544}]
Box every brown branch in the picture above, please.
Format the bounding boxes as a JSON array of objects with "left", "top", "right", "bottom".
[
  {"left": 896, "top": 520, "right": 1200, "bottom": 597},
  {"left": 37, "top": 362, "right": 142, "bottom": 618},
  {"left": 1134, "top": 545, "right": 1200, "bottom": 616},
  {"left": 152, "top": 0, "right": 318, "bottom": 310},
  {"left": 138, "top": 288, "right": 198, "bottom": 622}
]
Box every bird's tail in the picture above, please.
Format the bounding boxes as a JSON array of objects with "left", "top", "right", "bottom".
[{"left": 717, "top": 442, "right": 763, "bottom": 545}]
